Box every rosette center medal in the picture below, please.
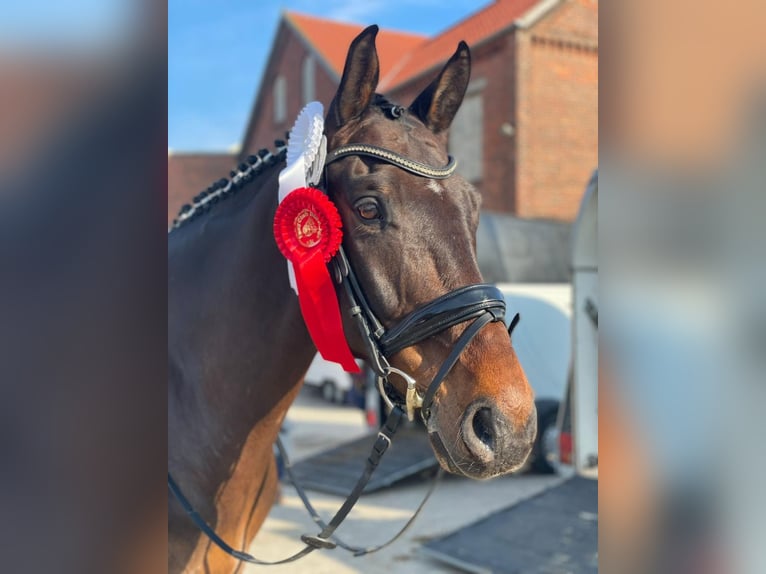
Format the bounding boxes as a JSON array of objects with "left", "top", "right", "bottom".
[
  {"left": 295, "top": 208, "right": 322, "bottom": 248},
  {"left": 274, "top": 187, "right": 342, "bottom": 262}
]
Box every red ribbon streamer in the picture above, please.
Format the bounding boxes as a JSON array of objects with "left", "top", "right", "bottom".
[{"left": 274, "top": 187, "right": 360, "bottom": 373}]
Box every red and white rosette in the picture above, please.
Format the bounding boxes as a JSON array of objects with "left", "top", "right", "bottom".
[{"left": 275, "top": 104, "right": 359, "bottom": 373}]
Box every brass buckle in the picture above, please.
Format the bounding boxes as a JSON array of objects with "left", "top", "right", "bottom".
[{"left": 384, "top": 367, "right": 422, "bottom": 422}]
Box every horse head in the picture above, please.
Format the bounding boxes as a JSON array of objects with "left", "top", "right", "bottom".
[{"left": 323, "top": 26, "right": 537, "bottom": 479}]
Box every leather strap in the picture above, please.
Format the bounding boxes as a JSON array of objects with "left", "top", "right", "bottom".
[
  {"left": 307, "top": 407, "right": 403, "bottom": 543},
  {"left": 277, "top": 415, "right": 443, "bottom": 556},
  {"left": 420, "top": 311, "right": 497, "bottom": 420},
  {"left": 380, "top": 284, "right": 505, "bottom": 356},
  {"left": 168, "top": 474, "right": 314, "bottom": 565},
  {"left": 168, "top": 407, "right": 437, "bottom": 565},
  {"left": 508, "top": 312, "right": 521, "bottom": 337}
]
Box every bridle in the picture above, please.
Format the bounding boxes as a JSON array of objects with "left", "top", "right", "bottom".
[
  {"left": 168, "top": 142, "right": 520, "bottom": 566},
  {"left": 325, "top": 143, "right": 509, "bottom": 423}
]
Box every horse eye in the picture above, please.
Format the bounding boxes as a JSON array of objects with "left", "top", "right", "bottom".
[{"left": 356, "top": 200, "right": 381, "bottom": 221}]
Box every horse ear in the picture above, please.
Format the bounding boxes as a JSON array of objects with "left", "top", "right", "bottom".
[
  {"left": 327, "top": 25, "right": 380, "bottom": 130},
  {"left": 409, "top": 41, "right": 471, "bottom": 134}
]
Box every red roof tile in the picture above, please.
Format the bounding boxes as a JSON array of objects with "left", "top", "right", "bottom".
[
  {"left": 285, "top": 11, "right": 426, "bottom": 80},
  {"left": 381, "top": 0, "right": 541, "bottom": 90}
]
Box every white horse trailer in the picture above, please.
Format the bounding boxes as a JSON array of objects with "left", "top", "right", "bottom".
[{"left": 567, "top": 170, "right": 598, "bottom": 473}]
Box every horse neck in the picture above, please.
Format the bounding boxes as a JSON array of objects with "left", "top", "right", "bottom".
[{"left": 169, "top": 161, "right": 315, "bottom": 480}]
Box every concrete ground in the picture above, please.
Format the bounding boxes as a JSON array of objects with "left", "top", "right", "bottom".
[{"left": 243, "top": 388, "right": 568, "bottom": 573}]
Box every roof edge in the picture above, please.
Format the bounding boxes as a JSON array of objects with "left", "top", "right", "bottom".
[
  {"left": 388, "top": 0, "right": 570, "bottom": 93},
  {"left": 283, "top": 11, "right": 342, "bottom": 82},
  {"left": 514, "top": 0, "right": 562, "bottom": 29},
  {"left": 387, "top": 23, "right": 518, "bottom": 94}
]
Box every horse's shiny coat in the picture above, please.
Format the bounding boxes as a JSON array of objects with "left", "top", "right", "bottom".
[{"left": 168, "top": 26, "right": 536, "bottom": 574}]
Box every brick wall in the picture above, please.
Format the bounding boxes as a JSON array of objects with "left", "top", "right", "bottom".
[
  {"left": 471, "top": 34, "right": 518, "bottom": 214},
  {"left": 389, "top": 34, "right": 518, "bottom": 214},
  {"left": 515, "top": 1, "right": 598, "bottom": 221},
  {"left": 392, "top": 2, "right": 597, "bottom": 221}
]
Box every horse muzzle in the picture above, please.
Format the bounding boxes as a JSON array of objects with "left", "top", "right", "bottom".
[{"left": 428, "top": 400, "right": 537, "bottom": 479}]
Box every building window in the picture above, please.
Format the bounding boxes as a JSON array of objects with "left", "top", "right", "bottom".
[
  {"left": 449, "top": 88, "right": 484, "bottom": 183},
  {"left": 302, "top": 56, "right": 315, "bottom": 104},
  {"left": 274, "top": 75, "right": 286, "bottom": 124}
]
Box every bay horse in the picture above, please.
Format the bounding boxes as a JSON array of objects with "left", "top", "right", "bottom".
[{"left": 169, "top": 26, "right": 536, "bottom": 573}]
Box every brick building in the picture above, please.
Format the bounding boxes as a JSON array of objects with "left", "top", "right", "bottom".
[
  {"left": 170, "top": 0, "right": 597, "bottom": 223},
  {"left": 240, "top": 12, "right": 427, "bottom": 160},
  {"left": 242, "top": 0, "right": 597, "bottom": 221}
]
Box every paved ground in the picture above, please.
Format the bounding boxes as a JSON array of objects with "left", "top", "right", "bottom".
[{"left": 243, "top": 389, "right": 568, "bottom": 573}]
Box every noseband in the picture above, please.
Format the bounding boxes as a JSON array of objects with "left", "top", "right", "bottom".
[{"left": 325, "top": 144, "right": 509, "bottom": 422}]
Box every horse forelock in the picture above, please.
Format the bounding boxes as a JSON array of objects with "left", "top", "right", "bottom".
[{"left": 371, "top": 93, "right": 406, "bottom": 119}]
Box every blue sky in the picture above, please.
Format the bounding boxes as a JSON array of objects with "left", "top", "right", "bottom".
[{"left": 169, "top": 0, "right": 492, "bottom": 152}]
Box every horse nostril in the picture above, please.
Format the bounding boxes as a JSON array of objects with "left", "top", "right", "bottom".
[{"left": 471, "top": 407, "right": 495, "bottom": 451}]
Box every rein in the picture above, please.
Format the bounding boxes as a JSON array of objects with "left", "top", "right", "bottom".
[
  {"left": 168, "top": 141, "right": 520, "bottom": 566},
  {"left": 168, "top": 406, "right": 441, "bottom": 565}
]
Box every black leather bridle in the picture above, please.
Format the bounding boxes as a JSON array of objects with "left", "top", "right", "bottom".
[
  {"left": 168, "top": 143, "right": 520, "bottom": 566},
  {"left": 330, "top": 246, "right": 508, "bottom": 422},
  {"left": 325, "top": 143, "right": 510, "bottom": 423}
]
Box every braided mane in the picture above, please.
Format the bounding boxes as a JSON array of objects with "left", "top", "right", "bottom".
[
  {"left": 170, "top": 95, "right": 404, "bottom": 234},
  {"left": 169, "top": 141, "right": 287, "bottom": 233}
]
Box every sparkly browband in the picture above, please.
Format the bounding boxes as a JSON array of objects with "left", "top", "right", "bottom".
[{"left": 325, "top": 144, "right": 457, "bottom": 179}]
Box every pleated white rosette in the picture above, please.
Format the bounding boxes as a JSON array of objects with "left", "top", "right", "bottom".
[{"left": 278, "top": 102, "right": 327, "bottom": 294}]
